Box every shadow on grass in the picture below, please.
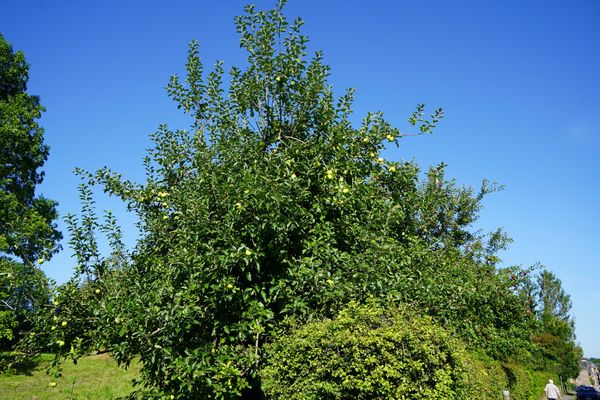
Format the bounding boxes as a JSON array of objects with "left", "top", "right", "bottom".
[{"left": 0, "top": 352, "right": 52, "bottom": 376}]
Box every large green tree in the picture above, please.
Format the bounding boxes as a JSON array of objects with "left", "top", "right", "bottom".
[
  {"left": 39, "top": 4, "right": 534, "bottom": 398},
  {"left": 27, "top": 3, "right": 573, "bottom": 399},
  {"left": 0, "top": 33, "right": 61, "bottom": 347}
]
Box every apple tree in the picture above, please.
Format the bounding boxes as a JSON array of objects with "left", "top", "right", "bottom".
[{"left": 32, "top": 2, "right": 538, "bottom": 398}]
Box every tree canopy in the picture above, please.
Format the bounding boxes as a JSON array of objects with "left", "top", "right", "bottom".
[
  {"left": 0, "top": 33, "right": 60, "bottom": 347},
  {"left": 17, "top": 3, "right": 582, "bottom": 399}
]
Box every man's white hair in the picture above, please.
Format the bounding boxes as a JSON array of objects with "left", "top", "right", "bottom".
[{"left": 549, "top": 379, "right": 554, "bottom": 384}]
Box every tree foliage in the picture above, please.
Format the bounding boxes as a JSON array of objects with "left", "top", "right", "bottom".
[
  {"left": 21, "top": 3, "right": 581, "bottom": 398},
  {"left": 530, "top": 269, "right": 581, "bottom": 379},
  {"left": 536, "top": 269, "right": 572, "bottom": 323},
  {"left": 0, "top": 33, "right": 60, "bottom": 348}
]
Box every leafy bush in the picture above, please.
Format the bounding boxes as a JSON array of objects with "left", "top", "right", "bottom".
[
  {"left": 530, "top": 370, "right": 561, "bottom": 399},
  {"left": 260, "top": 300, "right": 473, "bottom": 399},
  {"left": 502, "top": 362, "right": 533, "bottom": 400},
  {"left": 465, "top": 361, "right": 551, "bottom": 400},
  {"left": 462, "top": 353, "right": 509, "bottom": 400}
]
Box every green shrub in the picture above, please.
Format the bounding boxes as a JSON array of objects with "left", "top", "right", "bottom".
[
  {"left": 462, "top": 353, "right": 508, "bottom": 400},
  {"left": 502, "top": 362, "right": 533, "bottom": 400},
  {"left": 260, "top": 300, "right": 472, "bottom": 399},
  {"left": 530, "top": 370, "right": 560, "bottom": 399}
]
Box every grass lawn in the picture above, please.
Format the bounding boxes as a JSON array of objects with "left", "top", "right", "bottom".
[{"left": 0, "top": 353, "right": 140, "bottom": 400}]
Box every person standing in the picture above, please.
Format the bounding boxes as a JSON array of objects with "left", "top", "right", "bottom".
[{"left": 544, "top": 379, "right": 562, "bottom": 400}]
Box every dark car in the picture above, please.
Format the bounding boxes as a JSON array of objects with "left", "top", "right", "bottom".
[{"left": 576, "top": 385, "right": 600, "bottom": 400}]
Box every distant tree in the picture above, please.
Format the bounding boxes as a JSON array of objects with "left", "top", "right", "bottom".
[
  {"left": 0, "top": 33, "right": 61, "bottom": 348},
  {"left": 536, "top": 269, "right": 572, "bottom": 322},
  {"left": 532, "top": 269, "right": 580, "bottom": 379}
]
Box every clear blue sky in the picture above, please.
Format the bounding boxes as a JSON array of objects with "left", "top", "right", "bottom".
[{"left": 3, "top": 0, "right": 599, "bottom": 356}]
